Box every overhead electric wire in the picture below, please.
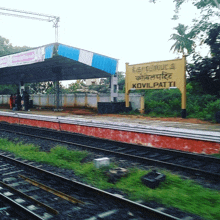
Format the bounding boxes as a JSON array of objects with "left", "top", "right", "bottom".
[
  {"left": 0, "top": 12, "right": 53, "bottom": 22},
  {"left": 0, "top": 7, "right": 58, "bottom": 19},
  {"left": 0, "top": 7, "right": 60, "bottom": 42}
]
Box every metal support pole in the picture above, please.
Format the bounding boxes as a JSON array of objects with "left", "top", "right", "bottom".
[
  {"left": 181, "top": 55, "right": 187, "bottom": 118},
  {"left": 53, "top": 17, "right": 60, "bottom": 43},
  {"left": 125, "top": 63, "right": 130, "bottom": 108},
  {"left": 56, "top": 81, "right": 59, "bottom": 109},
  {"left": 54, "top": 81, "right": 61, "bottom": 110}
]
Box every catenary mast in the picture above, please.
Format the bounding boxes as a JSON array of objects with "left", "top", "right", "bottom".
[
  {"left": 0, "top": 7, "right": 61, "bottom": 109},
  {"left": 0, "top": 7, "right": 60, "bottom": 42}
]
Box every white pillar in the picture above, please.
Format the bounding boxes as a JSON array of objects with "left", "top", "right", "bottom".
[
  {"left": 110, "top": 74, "right": 118, "bottom": 102},
  {"left": 19, "top": 81, "right": 25, "bottom": 95}
]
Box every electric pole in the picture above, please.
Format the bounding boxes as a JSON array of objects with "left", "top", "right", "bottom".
[{"left": 0, "top": 7, "right": 60, "bottom": 42}]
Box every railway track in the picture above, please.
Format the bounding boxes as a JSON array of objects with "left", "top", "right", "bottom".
[
  {"left": 0, "top": 153, "right": 84, "bottom": 219},
  {"left": 0, "top": 122, "right": 219, "bottom": 183},
  {"left": 0, "top": 150, "right": 180, "bottom": 220}
]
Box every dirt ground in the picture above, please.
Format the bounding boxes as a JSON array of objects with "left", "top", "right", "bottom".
[
  {"left": 1, "top": 104, "right": 217, "bottom": 125},
  {"left": 59, "top": 107, "right": 217, "bottom": 125}
]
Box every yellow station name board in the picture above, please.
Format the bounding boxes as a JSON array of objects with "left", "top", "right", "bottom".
[{"left": 125, "top": 56, "right": 187, "bottom": 117}]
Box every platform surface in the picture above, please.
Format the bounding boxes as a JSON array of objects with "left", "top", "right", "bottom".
[
  {"left": 1, "top": 108, "right": 220, "bottom": 154},
  {"left": 1, "top": 108, "right": 220, "bottom": 133}
]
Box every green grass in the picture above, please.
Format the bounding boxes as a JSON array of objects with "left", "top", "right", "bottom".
[
  {"left": 0, "top": 139, "right": 219, "bottom": 220},
  {"left": 116, "top": 169, "right": 220, "bottom": 220},
  {"left": 212, "top": 154, "right": 220, "bottom": 158}
]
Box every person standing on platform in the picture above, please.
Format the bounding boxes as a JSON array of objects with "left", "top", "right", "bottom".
[
  {"left": 15, "top": 94, "right": 18, "bottom": 110},
  {"left": 9, "top": 94, "right": 13, "bottom": 109},
  {"left": 22, "top": 91, "right": 29, "bottom": 111},
  {"left": 16, "top": 93, "right": 21, "bottom": 111},
  {"left": 13, "top": 94, "right": 16, "bottom": 108}
]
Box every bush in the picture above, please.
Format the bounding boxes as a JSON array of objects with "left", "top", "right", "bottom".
[
  {"left": 144, "top": 89, "right": 181, "bottom": 116},
  {"left": 187, "top": 95, "right": 220, "bottom": 121},
  {"left": 206, "top": 99, "right": 220, "bottom": 113},
  {"left": 143, "top": 87, "right": 220, "bottom": 122}
]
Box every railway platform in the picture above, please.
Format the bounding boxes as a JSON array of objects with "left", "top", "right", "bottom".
[{"left": 0, "top": 108, "right": 219, "bottom": 155}]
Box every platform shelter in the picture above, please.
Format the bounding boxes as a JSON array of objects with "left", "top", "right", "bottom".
[{"left": 0, "top": 43, "right": 119, "bottom": 108}]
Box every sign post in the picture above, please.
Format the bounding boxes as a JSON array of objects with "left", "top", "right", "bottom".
[{"left": 125, "top": 56, "right": 186, "bottom": 118}]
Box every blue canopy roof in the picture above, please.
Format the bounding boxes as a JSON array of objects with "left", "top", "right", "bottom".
[{"left": 0, "top": 43, "right": 118, "bottom": 84}]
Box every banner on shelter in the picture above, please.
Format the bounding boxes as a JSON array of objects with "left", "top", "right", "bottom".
[{"left": 0, "top": 47, "right": 45, "bottom": 68}]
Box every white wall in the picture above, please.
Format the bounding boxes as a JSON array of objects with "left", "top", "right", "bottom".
[
  {"left": 1, "top": 93, "right": 141, "bottom": 111},
  {"left": 0, "top": 95, "right": 10, "bottom": 105}
]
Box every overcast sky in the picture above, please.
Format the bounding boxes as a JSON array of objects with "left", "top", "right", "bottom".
[{"left": 0, "top": 0, "right": 199, "bottom": 82}]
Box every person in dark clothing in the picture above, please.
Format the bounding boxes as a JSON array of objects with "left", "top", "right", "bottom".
[
  {"left": 13, "top": 94, "right": 16, "bottom": 108},
  {"left": 22, "top": 91, "right": 29, "bottom": 111},
  {"left": 16, "top": 93, "right": 22, "bottom": 110},
  {"left": 15, "top": 94, "right": 18, "bottom": 110}
]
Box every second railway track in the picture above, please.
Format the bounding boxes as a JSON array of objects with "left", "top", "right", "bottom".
[
  {"left": 0, "top": 122, "right": 219, "bottom": 183},
  {"left": 0, "top": 148, "right": 181, "bottom": 220}
]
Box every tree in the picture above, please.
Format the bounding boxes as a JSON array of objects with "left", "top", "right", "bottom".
[
  {"left": 173, "top": 0, "right": 220, "bottom": 12},
  {"left": 205, "top": 23, "right": 220, "bottom": 56},
  {"left": 169, "top": 24, "right": 195, "bottom": 55},
  {"left": 0, "top": 36, "right": 30, "bottom": 57},
  {"left": 0, "top": 36, "right": 11, "bottom": 56},
  {"left": 88, "top": 78, "right": 110, "bottom": 93},
  {"left": 151, "top": 0, "right": 220, "bottom": 49},
  {"left": 117, "top": 72, "right": 125, "bottom": 91},
  {"left": 66, "top": 80, "right": 87, "bottom": 93},
  {"left": 27, "top": 81, "right": 68, "bottom": 94},
  {"left": 28, "top": 82, "right": 54, "bottom": 94},
  {"left": 0, "top": 36, "right": 30, "bottom": 94},
  {"left": 188, "top": 24, "right": 220, "bottom": 97},
  {"left": 0, "top": 84, "right": 17, "bottom": 95}
]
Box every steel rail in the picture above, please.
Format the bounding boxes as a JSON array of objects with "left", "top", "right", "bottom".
[
  {"left": 0, "top": 192, "right": 44, "bottom": 220},
  {"left": 0, "top": 181, "right": 59, "bottom": 215},
  {"left": 0, "top": 153, "right": 179, "bottom": 220},
  {"left": 19, "top": 174, "right": 84, "bottom": 205},
  {"left": 52, "top": 128, "right": 220, "bottom": 164},
  {"left": 0, "top": 126, "right": 219, "bottom": 181},
  {"left": 53, "top": 138, "right": 220, "bottom": 181}
]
